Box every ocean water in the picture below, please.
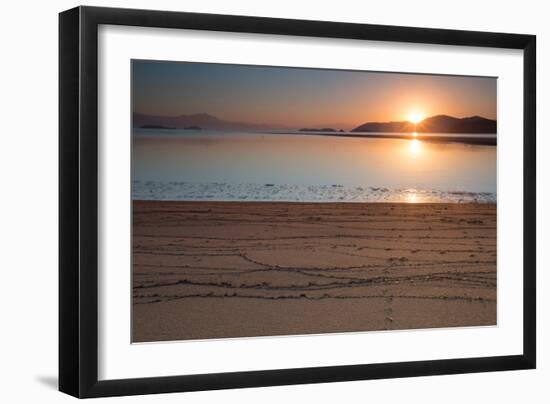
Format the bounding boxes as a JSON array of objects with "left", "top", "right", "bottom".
[{"left": 132, "top": 129, "right": 497, "bottom": 203}]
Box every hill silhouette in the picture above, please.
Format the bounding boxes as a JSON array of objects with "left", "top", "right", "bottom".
[
  {"left": 135, "top": 113, "right": 496, "bottom": 134},
  {"left": 133, "top": 112, "right": 275, "bottom": 131},
  {"left": 352, "top": 115, "right": 496, "bottom": 134}
]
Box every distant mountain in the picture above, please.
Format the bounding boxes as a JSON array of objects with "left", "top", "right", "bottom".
[
  {"left": 352, "top": 121, "right": 415, "bottom": 133},
  {"left": 352, "top": 115, "right": 496, "bottom": 134},
  {"left": 133, "top": 112, "right": 275, "bottom": 131},
  {"left": 299, "top": 127, "right": 338, "bottom": 132},
  {"left": 140, "top": 124, "right": 175, "bottom": 129},
  {"left": 135, "top": 113, "right": 496, "bottom": 134}
]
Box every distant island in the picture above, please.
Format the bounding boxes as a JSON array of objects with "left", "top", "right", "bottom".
[
  {"left": 134, "top": 112, "right": 275, "bottom": 132},
  {"left": 136, "top": 112, "right": 496, "bottom": 136},
  {"left": 140, "top": 124, "right": 175, "bottom": 129},
  {"left": 299, "top": 128, "right": 337, "bottom": 132},
  {"left": 352, "top": 115, "right": 496, "bottom": 134}
]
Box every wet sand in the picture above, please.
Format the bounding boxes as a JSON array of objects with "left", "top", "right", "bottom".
[{"left": 132, "top": 201, "right": 496, "bottom": 342}]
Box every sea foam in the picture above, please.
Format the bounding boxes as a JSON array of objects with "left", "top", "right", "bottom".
[{"left": 133, "top": 181, "right": 496, "bottom": 203}]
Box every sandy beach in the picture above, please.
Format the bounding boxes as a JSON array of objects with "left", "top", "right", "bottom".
[{"left": 132, "top": 201, "right": 496, "bottom": 342}]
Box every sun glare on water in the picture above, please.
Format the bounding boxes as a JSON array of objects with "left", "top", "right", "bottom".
[
  {"left": 406, "top": 193, "right": 419, "bottom": 203},
  {"left": 409, "top": 138, "right": 421, "bottom": 158}
]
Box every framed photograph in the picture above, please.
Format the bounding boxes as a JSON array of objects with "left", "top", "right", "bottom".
[{"left": 59, "top": 6, "right": 536, "bottom": 398}]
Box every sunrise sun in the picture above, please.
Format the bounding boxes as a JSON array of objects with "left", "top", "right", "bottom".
[{"left": 407, "top": 112, "right": 424, "bottom": 124}]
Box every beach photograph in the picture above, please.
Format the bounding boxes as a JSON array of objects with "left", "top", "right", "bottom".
[{"left": 131, "top": 60, "right": 497, "bottom": 343}]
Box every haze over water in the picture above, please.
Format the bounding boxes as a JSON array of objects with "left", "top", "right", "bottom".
[{"left": 133, "top": 129, "right": 496, "bottom": 203}]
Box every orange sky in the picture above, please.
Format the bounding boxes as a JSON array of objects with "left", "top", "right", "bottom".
[{"left": 133, "top": 61, "right": 497, "bottom": 130}]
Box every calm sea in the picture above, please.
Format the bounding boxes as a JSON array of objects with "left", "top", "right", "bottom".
[{"left": 132, "top": 129, "right": 496, "bottom": 203}]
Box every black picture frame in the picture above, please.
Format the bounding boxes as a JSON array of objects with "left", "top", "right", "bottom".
[{"left": 59, "top": 6, "right": 536, "bottom": 398}]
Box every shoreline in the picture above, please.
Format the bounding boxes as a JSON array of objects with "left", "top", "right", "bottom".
[
  {"left": 135, "top": 128, "right": 497, "bottom": 146},
  {"left": 133, "top": 200, "right": 496, "bottom": 342},
  {"left": 132, "top": 184, "right": 497, "bottom": 204},
  {"left": 132, "top": 199, "right": 496, "bottom": 205},
  {"left": 329, "top": 132, "right": 496, "bottom": 146},
  {"left": 268, "top": 130, "right": 497, "bottom": 145}
]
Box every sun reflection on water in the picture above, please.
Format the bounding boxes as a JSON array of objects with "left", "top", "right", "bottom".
[
  {"left": 405, "top": 191, "right": 419, "bottom": 203},
  {"left": 409, "top": 138, "right": 421, "bottom": 158}
]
